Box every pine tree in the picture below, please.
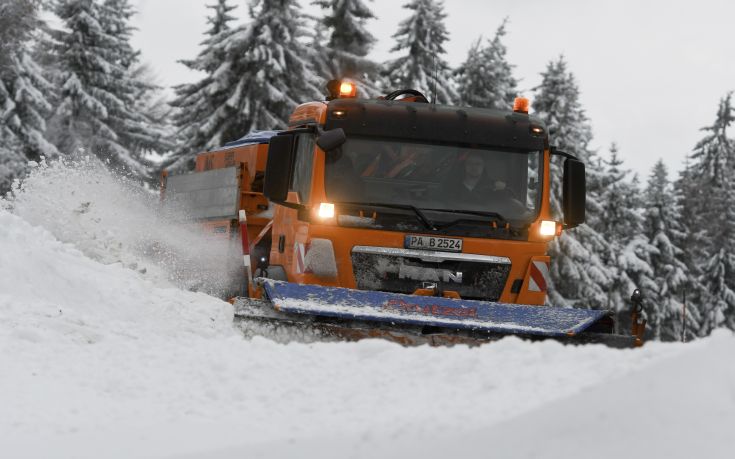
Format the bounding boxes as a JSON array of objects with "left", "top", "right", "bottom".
[
  {"left": 0, "top": 81, "right": 25, "bottom": 191},
  {"left": 643, "top": 160, "right": 694, "bottom": 340},
  {"left": 309, "top": 23, "right": 333, "bottom": 90},
  {"left": 533, "top": 57, "right": 598, "bottom": 217},
  {"left": 532, "top": 56, "right": 613, "bottom": 310},
  {"left": 168, "top": 0, "right": 320, "bottom": 172},
  {"left": 205, "top": 0, "right": 238, "bottom": 37},
  {"left": 0, "top": 0, "right": 58, "bottom": 191},
  {"left": 698, "top": 182, "right": 735, "bottom": 333},
  {"left": 99, "top": 0, "right": 139, "bottom": 69},
  {"left": 384, "top": 0, "right": 457, "bottom": 104},
  {"left": 313, "top": 0, "right": 380, "bottom": 96},
  {"left": 169, "top": 0, "right": 239, "bottom": 171},
  {"left": 671, "top": 160, "right": 708, "bottom": 339},
  {"left": 0, "top": 135, "right": 25, "bottom": 194},
  {"left": 48, "top": 0, "right": 113, "bottom": 157},
  {"left": 49, "top": 0, "right": 165, "bottom": 177},
  {"left": 688, "top": 94, "right": 735, "bottom": 333},
  {"left": 673, "top": 160, "right": 707, "bottom": 269},
  {"left": 597, "top": 145, "right": 657, "bottom": 319},
  {"left": 533, "top": 60, "right": 591, "bottom": 155},
  {"left": 689, "top": 95, "right": 735, "bottom": 252},
  {"left": 598, "top": 145, "right": 642, "bottom": 241},
  {"left": 454, "top": 19, "right": 517, "bottom": 110},
  {"left": 98, "top": 0, "right": 171, "bottom": 163},
  {"left": 130, "top": 63, "right": 174, "bottom": 143},
  {"left": 691, "top": 93, "right": 735, "bottom": 189}
]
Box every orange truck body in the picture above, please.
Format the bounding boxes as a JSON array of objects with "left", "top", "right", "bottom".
[{"left": 182, "top": 101, "right": 559, "bottom": 307}]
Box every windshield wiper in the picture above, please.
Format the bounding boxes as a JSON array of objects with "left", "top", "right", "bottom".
[
  {"left": 423, "top": 208, "right": 507, "bottom": 223},
  {"left": 421, "top": 209, "right": 515, "bottom": 231},
  {"left": 339, "top": 202, "right": 437, "bottom": 230}
]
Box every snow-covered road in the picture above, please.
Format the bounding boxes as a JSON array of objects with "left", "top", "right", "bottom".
[{"left": 1, "top": 160, "right": 733, "bottom": 458}]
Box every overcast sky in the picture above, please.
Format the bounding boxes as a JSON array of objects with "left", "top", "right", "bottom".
[{"left": 131, "top": 0, "right": 735, "bottom": 178}]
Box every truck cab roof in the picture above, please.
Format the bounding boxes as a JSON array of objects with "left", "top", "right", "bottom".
[{"left": 324, "top": 99, "right": 547, "bottom": 151}]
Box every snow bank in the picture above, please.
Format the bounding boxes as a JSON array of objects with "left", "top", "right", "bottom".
[
  {"left": 0, "top": 209, "right": 234, "bottom": 342},
  {"left": 1, "top": 160, "right": 733, "bottom": 459}
]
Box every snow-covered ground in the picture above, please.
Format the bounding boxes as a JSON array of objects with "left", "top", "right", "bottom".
[{"left": 1, "top": 160, "right": 733, "bottom": 459}]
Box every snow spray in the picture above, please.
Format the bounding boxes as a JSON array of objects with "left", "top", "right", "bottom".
[{"left": 5, "top": 156, "right": 242, "bottom": 297}]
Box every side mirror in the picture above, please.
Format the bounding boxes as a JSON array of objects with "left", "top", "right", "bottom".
[
  {"left": 263, "top": 134, "right": 295, "bottom": 202},
  {"left": 317, "top": 128, "right": 346, "bottom": 152},
  {"left": 563, "top": 158, "right": 586, "bottom": 228}
]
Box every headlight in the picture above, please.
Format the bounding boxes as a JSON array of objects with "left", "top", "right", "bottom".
[
  {"left": 318, "top": 202, "right": 335, "bottom": 219},
  {"left": 539, "top": 220, "right": 557, "bottom": 236}
]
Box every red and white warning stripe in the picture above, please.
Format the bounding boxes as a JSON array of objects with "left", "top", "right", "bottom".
[
  {"left": 528, "top": 260, "right": 550, "bottom": 293},
  {"left": 294, "top": 241, "right": 306, "bottom": 274},
  {"left": 239, "top": 210, "right": 253, "bottom": 290}
]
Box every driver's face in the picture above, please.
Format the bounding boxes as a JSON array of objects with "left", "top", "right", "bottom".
[{"left": 465, "top": 156, "right": 485, "bottom": 179}]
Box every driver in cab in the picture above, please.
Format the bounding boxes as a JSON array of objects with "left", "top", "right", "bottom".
[
  {"left": 444, "top": 152, "right": 493, "bottom": 204},
  {"left": 442, "top": 152, "right": 524, "bottom": 215}
]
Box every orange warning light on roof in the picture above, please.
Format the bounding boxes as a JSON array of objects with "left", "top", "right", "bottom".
[
  {"left": 513, "top": 97, "right": 530, "bottom": 114},
  {"left": 339, "top": 82, "right": 357, "bottom": 98}
]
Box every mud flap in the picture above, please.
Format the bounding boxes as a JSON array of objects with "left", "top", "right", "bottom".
[{"left": 258, "top": 279, "right": 609, "bottom": 338}]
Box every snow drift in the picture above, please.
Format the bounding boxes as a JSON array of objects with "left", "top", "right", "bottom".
[{"left": 1, "top": 160, "right": 734, "bottom": 459}]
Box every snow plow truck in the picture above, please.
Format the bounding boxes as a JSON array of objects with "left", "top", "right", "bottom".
[{"left": 162, "top": 82, "right": 646, "bottom": 348}]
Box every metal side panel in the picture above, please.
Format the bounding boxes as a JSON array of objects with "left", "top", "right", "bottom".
[
  {"left": 258, "top": 279, "right": 609, "bottom": 338},
  {"left": 165, "top": 167, "right": 240, "bottom": 220}
]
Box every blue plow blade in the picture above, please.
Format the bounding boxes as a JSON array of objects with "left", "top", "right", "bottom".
[{"left": 258, "top": 280, "right": 608, "bottom": 338}]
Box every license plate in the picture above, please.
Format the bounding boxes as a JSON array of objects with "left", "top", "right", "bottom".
[{"left": 404, "top": 235, "right": 463, "bottom": 252}]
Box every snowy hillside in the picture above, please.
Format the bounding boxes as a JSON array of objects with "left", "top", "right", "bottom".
[{"left": 0, "top": 160, "right": 732, "bottom": 459}]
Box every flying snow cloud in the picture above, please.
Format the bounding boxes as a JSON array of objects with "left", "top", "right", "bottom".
[{"left": 4, "top": 156, "right": 244, "bottom": 297}]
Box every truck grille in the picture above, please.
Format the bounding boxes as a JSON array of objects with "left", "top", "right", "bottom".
[{"left": 351, "top": 246, "right": 511, "bottom": 301}]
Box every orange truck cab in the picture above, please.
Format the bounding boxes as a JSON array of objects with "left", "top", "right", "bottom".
[
  {"left": 165, "top": 86, "right": 587, "bottom": 306},
  {"left": 257, "top": 87, "right": 586, "bottom": 308}
]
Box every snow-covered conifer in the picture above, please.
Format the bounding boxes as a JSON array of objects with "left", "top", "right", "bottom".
[
  {"left": 0, "top": 0, "right": 58, "bottom": 191},
  {"left": 687, "top": 95, "right": 735, "bottom": 252},
  {"left": 532, "top": 57, "right": 613, "bottom": 309},
  {"left": 205, "top": 0, "right": 238, "bottom": 37},
  {"left": 597, "top": 145, "right": 657, "bottom": 317},
  {"left": 313, "top": 0, "right": 381, "bottom": 96},
  {"left": 99, "top": 0, "right": 171, "bottom": 162},
  {"left": 533, "top": 57, "right": 599, "bottom": 217},
  {"left": 168, "top": 0, "right": 321, "bottom": 172},
  {"left": 533, "top": 58, "right": 591, "bottom": 158},
  {"left": 99, "top": 0, "right": 139, "bottom": 69},
  {"left": 130, "top": 64, "right": 176, "bottom": 156},
  {"left": 169, "top": 0, "right": 239, "bottom": 170},
  {"left": 0, "top": 138, "right": 24, "bottom": 193},
  {"left": 599, "top": 145, "right": 641, "bottom": 240},
  {"left": 687, "top": 95, "right": 735, "bottom": 333},
  {"left": 454, "top": 19, "right": 517, "bottom": 109},
  {"left": 384, "top": 0, "right": 457, "bottom": 104},
  {"left": 643, "top": 160, "right": 693, "bottom": 339},
  {"left": 49, "top": 0, "right": 166, "bottom": 177},
  {"left": 697, "top": 179, "right": 735, "bottom": 333},
  {"left": 669, "top": 161, "right": 709, "bottom": 339},
  {"left": 691, "top": 94, "right": 735, "bottom": 188}
]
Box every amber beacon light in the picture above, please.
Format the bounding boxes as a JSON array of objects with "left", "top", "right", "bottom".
[
  {"left": 513, "top": 97, "right": 530, "bottom": 114},
  {"left": 326, "top": 79, "right": 358, "bottom": 100},
  {"left": 339, "top": 82, "right": 357, "bottom": 98}
]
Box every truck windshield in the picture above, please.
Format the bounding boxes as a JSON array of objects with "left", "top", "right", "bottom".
[{"left": 324, "top": 137, "right": 542, "bottom": 224}]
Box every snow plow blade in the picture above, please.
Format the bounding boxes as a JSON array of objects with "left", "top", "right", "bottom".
[{"left": 235, "top": 279, "right": 637, "bottom": 347}]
